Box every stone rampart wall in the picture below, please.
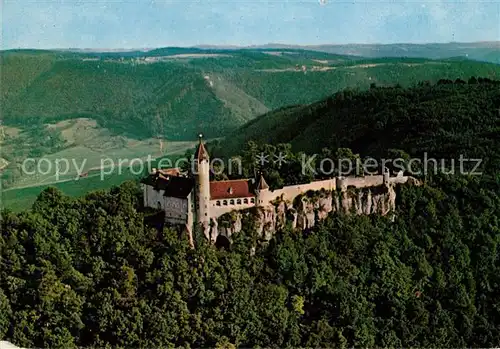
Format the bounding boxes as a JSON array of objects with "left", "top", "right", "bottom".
[{"left": 265, "top": 179, "right": 336, "bottom": 203}]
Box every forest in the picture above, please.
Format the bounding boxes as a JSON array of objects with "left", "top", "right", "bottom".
[
  {"left": 1, "top": 78, "right": 500, "bottom": 348},
  {"left": 1, "top": 169, "right": 499, "bottom": 348},
  {"left": 220, "top": 77, "right": 500, "bottom": 176}
]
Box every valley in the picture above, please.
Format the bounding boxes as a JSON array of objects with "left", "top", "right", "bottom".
[{"left": 1, "top": 47, "right": 500, "bottom": 210}]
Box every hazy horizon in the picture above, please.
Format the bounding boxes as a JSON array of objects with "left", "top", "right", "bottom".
[
  {"left": 3, "top": 0, "right": 499, "bottom": 50},
  {"left": 3, "top": 40, "right": 499, "bottom": 52}
]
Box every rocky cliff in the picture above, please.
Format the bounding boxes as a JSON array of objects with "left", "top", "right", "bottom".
[{"left": 213, "top": 181, "right": 417, "bottom": 242}]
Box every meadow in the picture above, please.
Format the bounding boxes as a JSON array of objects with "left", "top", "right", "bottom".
[{"left": 0, "top": 118, "right": 197, "bottom": 210}]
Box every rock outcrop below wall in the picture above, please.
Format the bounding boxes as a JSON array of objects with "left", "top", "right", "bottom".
[{"left": 213, "top": 180, "right": 416, "bottom": 242}]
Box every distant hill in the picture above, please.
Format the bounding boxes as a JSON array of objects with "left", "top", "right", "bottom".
[
  {"left": 203, "top": 42, "right": 500, "bottom": 64},
  {"left": 2, "top": 47, "right": 500, "bottom": 141},
  {"left": 219, "top": 78, "right": 500, "bottom": 176}
]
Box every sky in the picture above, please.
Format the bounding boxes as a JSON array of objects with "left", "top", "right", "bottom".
[{"left": 2, "top": 0, "right": 500, "bottom": 49}]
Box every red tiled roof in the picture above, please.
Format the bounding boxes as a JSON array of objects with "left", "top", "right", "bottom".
[{"left": 210, "top": 179, "right": 254, "bottom": 200}]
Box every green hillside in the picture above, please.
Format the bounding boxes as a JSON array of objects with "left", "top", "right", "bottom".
[
  {"left": 220, "top": 78, "right": 500, "bottom": 176},
  {"left": 2, "top": 59, "right": 237, "bottom": 139},
  {"left": 3, "top": 49, "right": 500, "bottom": 141}
]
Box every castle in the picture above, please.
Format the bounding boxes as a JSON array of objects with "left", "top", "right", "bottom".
[{"left": 141, "top": 135, "right": 416, "bottom": 245}]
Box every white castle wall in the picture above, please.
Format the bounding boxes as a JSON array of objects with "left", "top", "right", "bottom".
[
  {"left": 143, "top": 170, "right": 414, "bottom": 245},
  {"left": 143, "top": 184, "right": 166, "bottom": 210},
  {"left": 187, "top": 194, "right": 194, "bottom": 231},
  {"left": 164, "top": 196, "right": 189, "bottom": 225}
]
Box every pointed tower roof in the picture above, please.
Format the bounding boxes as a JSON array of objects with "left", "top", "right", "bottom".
[
  {"left": 256, "top": 173, "right": 269, "bottom": 190},
  {"left": 194, "top": 134, "right": 209, "bottom": 162}
]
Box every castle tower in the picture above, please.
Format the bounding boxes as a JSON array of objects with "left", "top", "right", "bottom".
[
  {"left": 255, "top": 173, "right": 269, "bottom": 207},
  {"left": 194, "top": 134, "right": 211, "bottom": 240}
]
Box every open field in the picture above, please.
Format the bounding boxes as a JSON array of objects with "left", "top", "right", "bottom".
[
  {"left": 1, "top": 168, "right": 139, "bottom": 212},
  {"left": 0, "top": 118, "right": 199, "bottom": 204},
  {"left": 0, "top": 113, "right": 208, "bottom": 211}
]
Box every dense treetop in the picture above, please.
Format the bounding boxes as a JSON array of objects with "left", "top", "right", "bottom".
[{"left": 1, "top": 75, "right": 499, "bottom": 347}]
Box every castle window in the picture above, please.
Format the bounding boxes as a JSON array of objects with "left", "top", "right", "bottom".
[
  {"left": 237, "top": 199, "right": 241, "bottom": 205},
  {"left": 223, "top": 200, "right": 228, "bottom": 206},
  {"left": 251, "top": 198, "right": 255, "bottom": 203},
  {"left": 230, "top": 199, "right": 235, "bottom": 205},
  {"left": 228, "top": 187, "right": 233, "bottom": 194},
  {"left": 216, "top": 201, "right": 221, "bottom": 206},
  {"left": 244, "top": 198, "right": 248, "bottom": 204}
]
